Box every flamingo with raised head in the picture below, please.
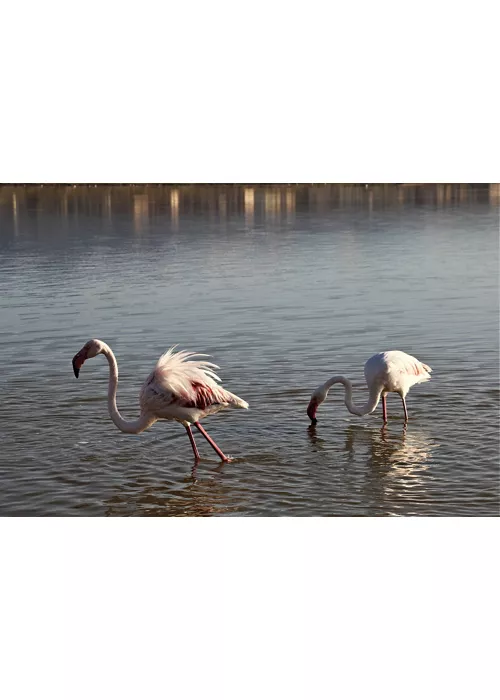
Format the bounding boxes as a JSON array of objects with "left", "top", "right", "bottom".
[
  {"left": 306, "top": 351, "right": 432, "bottom": 425},
  {"left": 72, "top": 339, "right": 248, "bottom": 462}
]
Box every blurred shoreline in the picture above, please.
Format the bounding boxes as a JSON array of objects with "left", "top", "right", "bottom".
[
  {"left": 1, "top": 184, "right": 498, "bottom": 224},
  {"left": 0, "top": 183, "right": 496, "bottom": 187}
]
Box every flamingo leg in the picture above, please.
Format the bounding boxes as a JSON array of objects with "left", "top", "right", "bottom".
[
  {"left": 185, "top": 425, "right": 201, "bottom": 461},
  {"left": 402, "top": 396, "right": 409, "bottom": 423},
  {"left": 382, "top": 395, "right": 388, "bottom": 423},
  {"left": 194, "top": 422, "right": 230, "bottom": 462}
]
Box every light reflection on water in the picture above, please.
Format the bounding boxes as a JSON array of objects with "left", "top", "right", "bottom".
[{"left": 0, "top": 184, "right": 498, "bottom": 516}]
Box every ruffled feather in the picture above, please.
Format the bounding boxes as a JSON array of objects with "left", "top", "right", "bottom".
[{"left": 146, "top": 346, "right": 248, "bottom": 409}]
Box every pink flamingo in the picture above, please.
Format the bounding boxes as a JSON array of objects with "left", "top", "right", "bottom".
[
  {"left": 72, "top": 339, "right": 248, "bottom": 461},
  {"left": 307, "top": 351, "right": 432, "bottom": 425}
]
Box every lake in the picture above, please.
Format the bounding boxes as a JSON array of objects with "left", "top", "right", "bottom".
[{"left": 0, "top": 184, "right": 498, "bottom": 516}]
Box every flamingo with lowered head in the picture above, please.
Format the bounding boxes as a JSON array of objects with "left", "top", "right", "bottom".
[
  {"left": 72, "top": 339, "right": 248, "bottom": 462},
  {"left": 307, "top": 351, "right": 432, "bottom": 425}
]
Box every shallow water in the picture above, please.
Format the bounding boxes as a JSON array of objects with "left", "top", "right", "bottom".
[{"left": 0, "top": 184, "right": 498, "bottom": 516}]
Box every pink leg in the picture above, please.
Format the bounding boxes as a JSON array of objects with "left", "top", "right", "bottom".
[
  {"left": 194, "top": 422, "right": 230, "bottom": 462},
  {"left": 402, "top": 396, "right": 409, "bottom": 423},
  {"left": 185, "top": 425, "right": 200, "bottom": 460},
  {"left": 382, "top": 395, "right": 388, "bottom": 423}
]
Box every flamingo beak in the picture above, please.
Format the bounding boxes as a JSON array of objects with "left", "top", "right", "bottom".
[
  {"left": 72, "top": 352, "right": 85, "bottom": 378},
  {"left": 307, "top": 399, "right": 318, "bottom": 425}
]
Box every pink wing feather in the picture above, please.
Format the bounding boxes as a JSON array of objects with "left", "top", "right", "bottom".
[
  {"left": 393, "top": 352, "right": 432, "bottom": 380},
  {"left": 179, "top": 381, "right": 236, "bottom": 410}
]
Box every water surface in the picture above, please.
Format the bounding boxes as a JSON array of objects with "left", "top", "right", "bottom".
[{"left": 0, "top": 184, "right": 498, "bottom": 516}]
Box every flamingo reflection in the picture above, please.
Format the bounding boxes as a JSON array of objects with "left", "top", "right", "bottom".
[{"left": 105, "top": 462, "right": 234, "bottom": 517}]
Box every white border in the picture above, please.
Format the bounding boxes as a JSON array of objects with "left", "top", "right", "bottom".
[
  {"left": 1, "top": 2, "right": 498, "bottom": 183},
  {"left": 1, "top": 519, "right": 499, "bottom": 699}
]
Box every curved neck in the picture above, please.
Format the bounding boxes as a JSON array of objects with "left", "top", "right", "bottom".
[
  {"left": 322, "top": 375, "right": 382, "bottom": 416},
  {"left": 101, "top": 344, "right": 156, "bottom": 434}
]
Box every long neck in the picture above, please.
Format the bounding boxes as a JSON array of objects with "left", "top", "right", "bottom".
[
  {"left": 322, "top": 375, "right": 382, "bottom": 416},
  {"left": 101, "top": 344, "right": 156, "bottom": 434}
]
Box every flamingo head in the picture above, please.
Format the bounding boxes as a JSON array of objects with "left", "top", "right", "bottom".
[
  {"left": 306, "top": 396, "right": 320, "bottom": 424},
  {"left": 72, "top": 339, "right": 105, "bottom": 378},
  {"left": 307, "top": 387, "right": 327, "bottom": 424}
]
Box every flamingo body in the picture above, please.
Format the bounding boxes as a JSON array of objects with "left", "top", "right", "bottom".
[
  {"left": 72, "top": 340, "right": 248, "bottom": 461},
  {"left": 363, "top": 351, "right": 432, "bottom": 398},
  {"left": 307, "top": 350, "right": 432, "bottom": 425},
  {"left": 140, "top": 347, "right": 248, "bottom": 424}
]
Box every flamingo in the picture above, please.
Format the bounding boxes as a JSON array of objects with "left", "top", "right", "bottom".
[
  {"left": 306, "top": 351, "right": 432, "bottom": 425},
  {"left": 72, "top": 339, "right": 248, "bottom": 462}
]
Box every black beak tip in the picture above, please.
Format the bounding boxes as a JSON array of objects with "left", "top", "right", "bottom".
[
  {"left": 310, "top": 417, "right": 317, "bottom": 425},
  {"left": 72, "top": 360, "right": 80, "bottom": 378}
]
